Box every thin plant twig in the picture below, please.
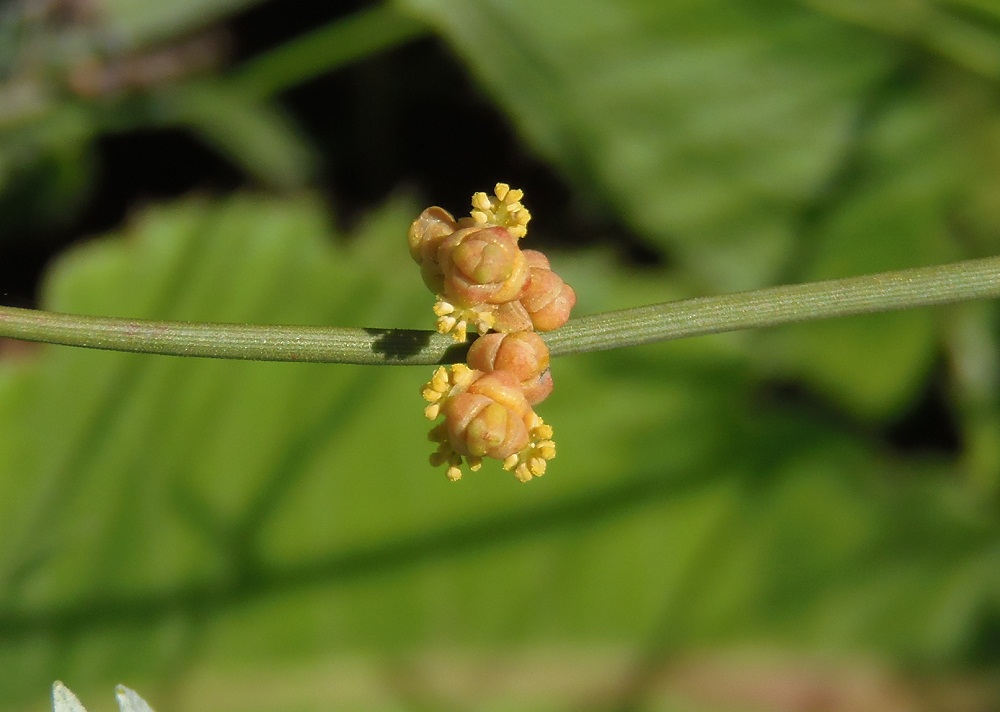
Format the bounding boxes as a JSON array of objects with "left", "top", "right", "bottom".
[{"left": 0, "top": 256, "right": 998, "bottom": 365}]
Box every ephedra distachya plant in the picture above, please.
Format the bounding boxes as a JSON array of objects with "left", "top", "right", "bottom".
[
  {"left": 409, "top": 183, "right": 575, "bottom": 482},
  {"left": 0, "top": 185, "right": 997, "bottom": 487}
]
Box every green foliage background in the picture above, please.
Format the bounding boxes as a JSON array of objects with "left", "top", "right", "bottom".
[{"left": 2, "top": 1, "right": 1000, "bottom": 710}]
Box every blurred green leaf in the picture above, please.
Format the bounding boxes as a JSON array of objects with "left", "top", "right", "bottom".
[
  {"left": 159, "top": 82, "right": 316, "bottom": 190},
  {"left": 802, "top": 0, "right": 1000, "bottom": 80},
  {"left": 0, "top": 195, "right": 996, "bottom": 711},
  {"left": 0, "top": 103, "right": 98, "bottom": 234},
  {"left": 400, "top": 0, "right": 1000, "bottom": 421},
  {"left": 764, "top": 80, "right": 962, "bottom": 418},
  {"left": 102, "top": 0, "right": 264, "bottom": 50},
  {"left": 399, "top": 0, "right": 895, "bottom": 290},
  {"left": 234, "top": 4, "right": 429, "bottom": 99},
  {"left": 942, "top": 0, "right": 1000, "bottom": 26}
]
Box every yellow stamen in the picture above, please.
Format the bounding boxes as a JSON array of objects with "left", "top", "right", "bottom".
[
  {"left": 472, "top": 192, "right": 492, "bottom": 211},
  {"left": 435, "top": 303, "right": 497, "bottom": 342},
  {"left": 501, "top": 416, "right": 556, "bottom": 481},
  {"left": 466, "top": 184, "right": 532, "bottom": 238},
  {"left": 431, "top": 367, "right": 449, "bottom": 391},
  {"left": 421, "top": 388, "right": 441, "bottom": 402},
  {"left": 433, "top": 299, "right": 455, "bottom": 316},
  {"left": 437, "top": 315, "right": 457, "bottom": 334}
]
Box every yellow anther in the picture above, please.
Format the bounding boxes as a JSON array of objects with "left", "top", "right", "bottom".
[
  {"left": 431, "top": 367, "right": 449, "bottom": 391},
  {"left": 436, "top": 303, "right": 497, "bottom": 342},
  {"left": 433, "top": 300, "right": 455, "bottom": 316},
  {"left": 421, "top": 387, "right": 441, "bottom": 403},
  {"left": 472, "top": 192, "right": 492, "bottom": 211},
  {"left": 437, "top": 315, "right": 457, "bottom": 334},
  {"left": 466, "top": 183, "right": 531, "bottom": 238},
  {"left": 474, "top": 310, "right": 496, "bottom": 334},
  {"left": 499, "top": 416, "right": 556, "bottom": 481}
]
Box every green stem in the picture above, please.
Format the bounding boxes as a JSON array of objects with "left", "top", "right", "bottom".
[
  {"left": 0, "top": 309, "right": 464, "bottom": 365},
  {"left": 233, "top": 3, "right": 429, "bottom": 99},
  {"left": 1, "top": 256, "right": 998, "bottom": 365},
  {"left": 544, "top": 255, "right": 1000, "bottom": 356}
]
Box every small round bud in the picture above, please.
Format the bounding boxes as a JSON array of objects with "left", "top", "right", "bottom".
[
  {"left": 467, "top": 331, "right": 553, "bottom": 404},
  {"left": 522, "top": 249, "right": 550, "bottom": 270},
  {"left": 408, "top": 206, "right": 456, "bottom": 262},
  {"left": 445, "top": 395, "right": 529, "bottom": 459},
  {"left": 522, "top": 371, "right": 554, "bottom": 406},
  {"left": 466, "top": 369, "right": 532, "bottom": 420},
  {"left": 438, "top": 227, "right": 529, "bottom": 306},
  {"left": 520, "top": 263, "right": 576, "bottom": 332},
  {"left": 408, "top": 207, "right": 457, "bottom": 293},
  {"left": 442, "top": 371, "right": 532, "bottom": 459}
]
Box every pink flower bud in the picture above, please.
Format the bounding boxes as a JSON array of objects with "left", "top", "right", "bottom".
[
  {"left": 467, "top": 369, "right": 532, "bottom": 420},
  {"left": 438, "top": 227, "right": 529, "bottom": 306},
  {"left": 408, "top": 206, "right": 456, "bottom": 262},
  {"left": 521, "top": 370, "right": 554, "bottom": 406},
  {"left": 522, "top": 249, "right": 550, "bottom": 270},
  {"left": 408, "top": 206, "right": 457, "bottom": 293},
  {"left": 467, "top": 332, "right": 553, "bottom": 404},
  {"left": 520, "top": 264, "right": 576, "bottom": 332},
  {"left": 442, "top": 371, "right": 532, "bottom": 459}
]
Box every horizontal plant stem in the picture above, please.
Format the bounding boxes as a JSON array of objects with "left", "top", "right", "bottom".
[
  {"left": 0, "top": 256, "right": 998, "bottom": 364},
  {"left": 0, "top": 310, "right": 463, "bottom": 365},
  {"left": 544, "top": 255, "right": 1000, "bottom": 356}
]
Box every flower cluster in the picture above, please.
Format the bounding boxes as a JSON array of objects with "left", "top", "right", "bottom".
[
  {"left": 410, "top": 184, "right": 576, "bottom": 482},
  {"left": 408, "top": 185, "right": 575, "bottom": 343}
]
